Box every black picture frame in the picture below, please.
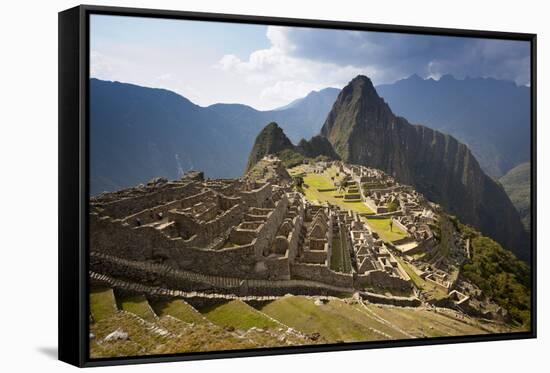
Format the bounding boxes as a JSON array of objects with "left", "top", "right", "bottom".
[{"left": 58, "top": 4, "right": 537, "bottom": 367}]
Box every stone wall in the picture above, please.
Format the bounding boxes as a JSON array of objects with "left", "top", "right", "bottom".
[
  {"left": 239, "top": 182, "right": 272, "bottom": 207},
  {"left": 97, "top": 182, "right": 200, "bottom": 219},
  {"left": 90, "top": 213, "right": 271, "bottom": 279},
  {"left": 290, "top": 263, "right": 354, "bottom": 288},
  {"left": 301, "top": 249, "right": 327, "bottom": 264},
  {"left": 355, "top": 269, "right": 411, "bottom": 290},
  {"left": 359, "top": 291, "right": 420, "bottom": 307},
  {"left": 253, "top": 195, "right": 289, "bottom": 258},
  {"left": 287, "top": 214, "right": 303, "bottom": 263}
]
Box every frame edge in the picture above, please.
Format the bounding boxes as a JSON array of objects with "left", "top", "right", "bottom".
[{"left": 58, "top": 5, "right": 86, "bottom": 367}]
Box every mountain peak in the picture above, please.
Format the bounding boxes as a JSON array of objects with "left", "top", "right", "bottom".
[
  {"left": 319, "top": 74, "right": 529, "bottom": 261},
  {"left": 349, "top": 74, "right": 376, "bottom": 89},
  {"left": 407, "top": 73, "right": 423, "bottom": 81},
  {"left": 439, "top": 73, "right": 456, "bottom": 82},
  {"left": 245, "top": 122, "right": 294, "bottom": 172},
  {"left": 321, "top": 75, "right": 390, "bottom": 153},
  {"left": 340, "top": 75, "right": 381, "bottom": 102}
]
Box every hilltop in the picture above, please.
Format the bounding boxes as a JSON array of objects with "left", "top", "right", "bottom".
[
  {"left": 320, "top": 75, "right": 529, "bottom": 262},
  {"left": 245, "top": 122, "right": 339, "bottom": 172}
]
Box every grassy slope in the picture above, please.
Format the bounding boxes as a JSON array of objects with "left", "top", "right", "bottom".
[
  {"left": 152, "top": 299, "right": 208, "bottom": 325},
  {"left": 259, "top": 296, "right": 390, "bottom": 342},
  {"left": 90, "top": 287, "right": 118, "bottom": 322},
  {"left": 118, "top": 294, "right": 157, "bottom": 322},
  {"left": 200, "top": 300, "right": 280, "bottom": 330},
  {"left": 365, "top": 217, "right": 408, "bottom": 242},
  {"left": 302, "top": 172, "right": 374, "bottom": 214},
  {"left": 364, "top": 304, "right": 490, "bottom": 338}
]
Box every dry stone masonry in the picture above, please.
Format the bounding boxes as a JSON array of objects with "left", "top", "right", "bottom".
[{"left": 90, "top": 158, "right": 496, "bottom": 317}]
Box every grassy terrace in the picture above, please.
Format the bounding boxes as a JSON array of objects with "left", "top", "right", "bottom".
[
  {"left": 300, "top": 172, "right": 374, "bottom": 214},
  {"left": 152, "top": 299, "right": 208, "bottom": 325},
  {"left": 330, "top": 235, "right": 352, "bottom": 273},
  {"left": 365, "top": 217, "right": 408, "bottom": 243},
  {"left": 118, "top": 294, "right": 157, "bottom": 322},
  {"left": 364, "top": 304, "right": 490, "bottom": 337},
  {"left": 200, "top": 300, "right": 279, "bottom": 330},
  {"left": 90, "top": 287, "right": 118, "bottom": 322},
  {"left": 259, "top": 296, "right": 391, "bottom": 342}
]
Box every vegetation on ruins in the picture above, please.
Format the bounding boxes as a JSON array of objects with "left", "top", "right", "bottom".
[
  {"left": 456, "top": 220, "right": 531, "bottom": 326},
  {"left": 386, "top": 200, "right": 398, "bottom": 212}
]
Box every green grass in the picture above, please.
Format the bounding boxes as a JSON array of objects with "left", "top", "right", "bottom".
[
  {"left": 90, "top": 311, "right": 258, "bottom": 358},
  {"left": 259, "top": 296, "right": 388, "bottom": 343},
  {"left": 90, "top": 287, "right": 118, "bottom": 322},
  {"left": 330, "top": 234, "right": 352, "bottom": 273},
  {"left": 302, "top": 173, "right": 374, "bottom": 214},
  {"left": 365, "top": 217, "right": 408, "bottom": 242},
  {"left": 200, "top": 300, "right": 279, "bottom": 330},
  {"left": 365, "top": 304, "right": 491, "bottom": 338},
  {"left": 152, "top": 299, "right": 207, "bottom": 325},
  {"left": 303, "top": 173, "right": 335, "bottom": 189},
  {"left": 330, "top": 236, "right": 344, "bottom": 272},
  {"left": 118, "top": 294, "right": 157, "bottom": 322}
]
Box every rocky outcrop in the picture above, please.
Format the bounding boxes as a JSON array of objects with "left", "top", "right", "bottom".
[
  {"left": 246, "top": 122, "right": 295, "bottom": 172},
  {"left": 321, "top": 75, "right": 529, "bottom": 261},
  {"left": 246, "top": 122, "right": 338, "bottom": 172},
  {"left": 296, "top": 135, "right": 340, "bottom": 160}
]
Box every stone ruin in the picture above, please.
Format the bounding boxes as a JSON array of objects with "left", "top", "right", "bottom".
[{"left": 90, "top": 160, "right": 414, "bottom": 299}]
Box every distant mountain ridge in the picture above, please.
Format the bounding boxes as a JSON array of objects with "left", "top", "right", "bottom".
[
  {"left": 320, "top": 75, "right": 529, "bottom": 261},
  {"left": 90, "top": 79, "right": 338, "bottom": 195},
  {"left": 208, "top": 87, "right": 340, "bottom": 143},
  {"left": 376, "top": 74, "right": 530, "bottom": 177}
]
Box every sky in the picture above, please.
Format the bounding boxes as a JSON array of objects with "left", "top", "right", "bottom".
[{"left": 90, "top": 14, "right": 531, "bottom": 110}]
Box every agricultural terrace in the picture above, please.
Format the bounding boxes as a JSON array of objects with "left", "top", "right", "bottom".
[
  {"left": 295, "top": 167, "right": 374, "bottom": 215},
  {"left": 289, "top": 165, "right": 408, "bottom": 243},
  {"left": 364, "top": 217, "right": 408, "bottom": 243}
]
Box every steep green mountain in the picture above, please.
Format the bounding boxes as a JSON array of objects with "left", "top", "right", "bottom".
[
  {"left": 245, "top": 122, "right": 295, "bottom": 171},
  {"left": 321, "top": 75, "right": 529, "bottom": 262},
  {"left": 500, "top": 162, "right": 531, "bottom": 231},
  {"left": 246, "top": 123, "right": 339, "bottom": 172},
  {"left": 456, "top": 220, "right": 531, "bottom": 326},
  {"left": 376, "top": 74, "right": 530, "bottom": 177}
]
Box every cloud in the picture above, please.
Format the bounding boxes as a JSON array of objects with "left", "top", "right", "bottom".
[
  {"left": 214, "top": 31, "right": 374, "bottom": 108},
  {"left": 217, "top": 26, "right": 530, "bottom": 107},
  {"left": 266, "top": 27, "right": 531, "bottom": 85}
]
